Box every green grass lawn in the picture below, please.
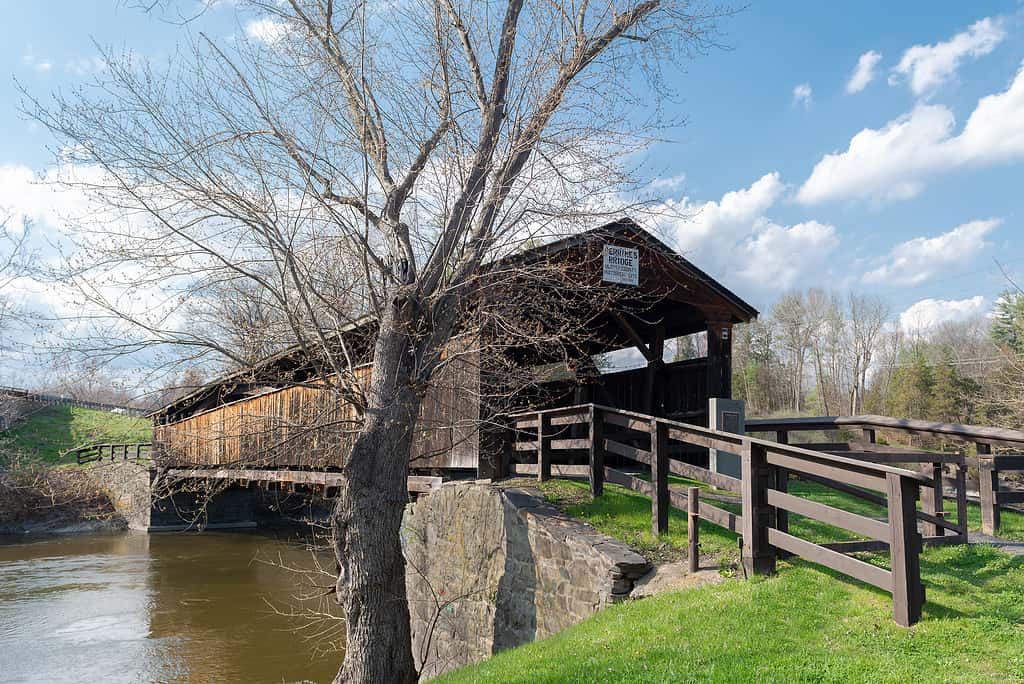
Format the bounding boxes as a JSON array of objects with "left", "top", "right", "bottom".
[
  {"left": 442, "top": 478, "right": 1024, "bottom": 683},
  {"left": 438, "top": 543, "right": 1024, "bottom": 683},
  {"left": 536, "top": 475, "right": 1024, "bottom": 563},
  {"left": 0, "top": 404, "right": 152, "bottom": 464}
]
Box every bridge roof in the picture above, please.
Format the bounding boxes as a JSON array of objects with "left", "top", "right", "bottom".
[{"left": 154, "top": 218, "right": 757, "bottom": 422}]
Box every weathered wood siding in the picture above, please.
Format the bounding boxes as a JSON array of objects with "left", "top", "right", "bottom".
[
  {"left": 602, "top": 357, "right": 708, "bottom": 421},
  {"left": 154, "top": 339, "right": 480, "bottom": 470}
]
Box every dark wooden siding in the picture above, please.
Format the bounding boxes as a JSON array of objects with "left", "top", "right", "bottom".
[
  {"left": 601, "top": 358, "right": 708, "bottom": 422},
  {"left": 154, "top": 338, "right": 480, "bottom": 470}
]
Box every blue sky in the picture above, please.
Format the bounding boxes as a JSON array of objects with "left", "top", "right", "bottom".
[
  {"left": 640, "top": 1, "right": 1024, "bottom": 325},
  {"left": 2, "top": 1, "right": 1024, "bottom": 382}
]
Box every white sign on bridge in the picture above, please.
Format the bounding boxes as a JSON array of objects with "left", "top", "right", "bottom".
[{"left": 602, "top": 244, "right": 639, "bottom": 285}]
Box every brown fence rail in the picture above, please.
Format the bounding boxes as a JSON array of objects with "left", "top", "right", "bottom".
[
  {"left": 68, "top": 442, "right": 152, "bottom": 465},
  {"left": 502, "top": 403, "right": 930, "bottom": 627},
  {"left": 748, "top": 414, "right": 1024, "bottom": 537}
]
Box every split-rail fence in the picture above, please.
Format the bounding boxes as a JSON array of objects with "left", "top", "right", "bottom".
[
  {"left": 747, "top": 414, "right": 1024, "bottom": 537},
  {"left": 502, "top": 403, "right": 934, "bottom": 627}
]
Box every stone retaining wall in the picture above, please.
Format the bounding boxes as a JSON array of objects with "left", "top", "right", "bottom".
[
  {"left": 83, "top": 462, "right": 264, "bottom": 530},
  {"left": 403, "top": 481, "right": 649, "bottom": 679},
  {"left": 83, "top": 460, "right": 155, "bottom": 530}
]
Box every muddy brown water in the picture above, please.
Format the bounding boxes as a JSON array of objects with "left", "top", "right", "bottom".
[{"left": 0, "top": 530, "right": 344, "bottom": 683}]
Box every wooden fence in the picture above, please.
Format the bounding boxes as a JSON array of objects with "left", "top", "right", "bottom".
[
  {"left": 70, "top": 442, "right": 152, "bottom": 465},
  {"left": 0, "top": 385, "right": 147, "bottom": 416},
  {"left": 747, "top": 414, "right": 1024, "bottom": 537},
  {"left": 502, "top": 403, "right": 930, "bottom": 627}
]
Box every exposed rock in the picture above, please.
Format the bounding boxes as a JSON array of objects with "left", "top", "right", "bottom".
[{"left": 403, "top": 481, "right": 650, "bottom": 680}]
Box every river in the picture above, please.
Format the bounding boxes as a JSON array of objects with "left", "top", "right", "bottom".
[{"left": 0, "top": 530, "right": 344, "bottom": 683}]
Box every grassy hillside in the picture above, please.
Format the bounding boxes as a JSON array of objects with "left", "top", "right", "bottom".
[
  {"left": 438, "top": 479, "right": 1024, "bottom": 683},
  {"left": 438, "top": 544, "right": 1024, "bottom": 683},
  {"left": 0, "top": 404, "right": 152, "bottom": 464}
]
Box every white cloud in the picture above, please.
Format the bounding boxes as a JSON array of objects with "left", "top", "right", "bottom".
[
  {"left": 245, "top": 16, "right": 288, "bottom": 45},
  {"left": 670, "top": 172, "right": 784, "bottom": 257},
  {"left": 0, "top": 164, "right": 96, "bottom": 235},
  {"left": 890, "top": 17, "right": 1005, "bottom": 96},
  {"left": 863, "top": 219, "right": 1000, "bottom": 286},
  {"left": 65, "top": 56, "right": 107, "bottom": 76},
  {"left": 797, "top": 105, "right": 953, "bottom": 204},
  {"left": 792, "top": 83, "right": 813, "bottom": 108},
  {"left": 735, "top": 220, "right": 839, "bottom": 290},
  {"left": 647, "top": 174, "right": 687, "bottom": 192},
  {"left": 798, "top": 61, "right": 1024, "bottom": 204},
  {"left": 846, "top": 50, "right": 882, "bottom": 94},
  {"left": 22, "top": 55, "right": 52, "bottom": 73},
  {"left": 655, "top": 173, "right": 840, "bottom": 300},
  {"left": 899, "top": 296, "right": 989, "bottom": 332},
  {"left": 0, "top": 163, "right": 176, "bottom": 318}
]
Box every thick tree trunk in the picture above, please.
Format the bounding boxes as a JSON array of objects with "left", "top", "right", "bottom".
[{"left": 331, "top": 306, "right": 422, "bottom": 684}]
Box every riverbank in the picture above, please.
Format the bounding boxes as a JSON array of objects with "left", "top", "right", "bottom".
[{"left": 0, "top": 462, "right": 126, "bottom": 538}]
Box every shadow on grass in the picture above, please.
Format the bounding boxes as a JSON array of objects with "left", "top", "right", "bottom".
[
  {"left": 0, "top": 405, "right": 77, "bottom": 464},
  {"left": 0, "top": 404, "right": 152, "bottom": 465}
]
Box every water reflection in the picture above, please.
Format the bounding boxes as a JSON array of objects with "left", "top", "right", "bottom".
[{"left": 0, "top": 531, "right": 343, "bottom": 683}]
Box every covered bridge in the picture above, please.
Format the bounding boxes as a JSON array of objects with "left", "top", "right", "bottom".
[{"left": 152, "top": 219, "right": 757, "bottom": 477}]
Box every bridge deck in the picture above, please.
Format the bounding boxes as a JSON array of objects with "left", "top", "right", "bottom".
[{"left": 165, "top": 467, "right": 442, "bottom": 494}]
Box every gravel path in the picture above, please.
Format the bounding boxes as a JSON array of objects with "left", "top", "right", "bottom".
[{"left": 970, "top": 533, "right": 1024, "bottom": 556}]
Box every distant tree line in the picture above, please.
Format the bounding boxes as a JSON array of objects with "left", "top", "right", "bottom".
[{"left": 732, "top": 288, "right": 1024, "bottom": 429}]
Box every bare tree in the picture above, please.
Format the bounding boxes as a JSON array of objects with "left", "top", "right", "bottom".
[
  {"left": 0, "top": 212, "right": 30, "bottom": 340},
  {"left": 847, "top": 292, "right": 888, "bottom": 415},
  {"left": 773, "top": 291, "right": 814, "bottom": 413},
  {"left": 40, "top": 358, "right": 138, "bottom": 406},
  {"left": 24, "top": 0, "right": 723, "bottom": 680},
  {"left": 804, "top": 289, "right": 846, "bottom": 415}
]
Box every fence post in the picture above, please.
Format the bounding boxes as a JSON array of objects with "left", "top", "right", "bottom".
[
  {"left": 651, "top": 419, "right": 669, "bottom": 536},
  {"left": 920, "top": 461, "right": 944, "bottom": 537},
  {"left": 954, "top": 460, "right": 968, "bottom": 540},
  {"left": 740, "top": 440, "right": 775, "bottom": 575},
  {"left": 887, "top": 472, "right": 924, "bottom": 627},
  {"left": 488, "top": 420, "right": 512, "bottom": 480},
  {"left": 979, "top": 455, "right": 1000, "bottom": 535},
  {"left": 537, "top": 412, "right": 551, "bottom": 482},
  {"left": 589, "top": 407, "right": 604, "bottom": 497},
  {"left": 687, "top": 486, "right": 700, "bottom": 573},
  {"left": 773, "top": 433, "right": 789, "bottom": 546}
]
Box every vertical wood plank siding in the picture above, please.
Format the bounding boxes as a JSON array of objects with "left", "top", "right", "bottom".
[{"left": 154, "top": 340, "right": 480, "bottom": 470}]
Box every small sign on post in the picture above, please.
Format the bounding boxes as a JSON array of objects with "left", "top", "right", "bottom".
[
  {"left": 709, "top": 398, "right": 745, "bottom": 480},
  {"left": 602, "top": 244, "right": 639, "bottom": 286}
]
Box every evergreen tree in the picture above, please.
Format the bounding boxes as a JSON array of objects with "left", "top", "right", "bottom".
[
  {"left": 931, "top": 347, "right": 980, "bottom": 423},
  {"left": 887, "top": 345, "right": 934, "bottom": 420},
  {"left": 992, "top": 291, "right": 1024, "bottom": 355}
]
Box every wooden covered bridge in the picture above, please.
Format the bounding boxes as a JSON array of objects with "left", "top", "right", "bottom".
[
  {"left": 98, "top": 217, "right": 1024, "bottom": 629},
  {"left": 150, "top": 219, "right": 757, "bottom": 478}
]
